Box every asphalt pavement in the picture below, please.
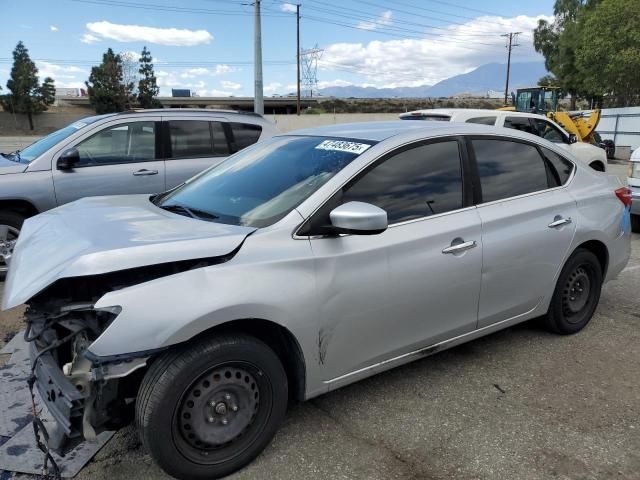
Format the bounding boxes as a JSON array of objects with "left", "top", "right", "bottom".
[{"left": 0, "top": 163, "right": 638, "bottom": 480}]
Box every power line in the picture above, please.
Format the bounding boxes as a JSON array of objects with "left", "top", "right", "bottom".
[
  {"left": 501, "top": 32, "right": 521, "bottom": 104},
  {"left": 69, "top": 0, "right": 290, "bottom": 17}
]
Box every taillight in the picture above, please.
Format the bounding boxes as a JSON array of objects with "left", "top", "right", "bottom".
[{"left": 615, "top": 187, "right": 632, "bottom": 207}]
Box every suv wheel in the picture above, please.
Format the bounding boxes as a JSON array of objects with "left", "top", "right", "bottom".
[
  {"left": 0, "top": 211, "right": 24, "bottom": 274},
  {"left": 544, "top": 249, "right": 603, "bottom": 335},
  {"left": 136, "top": 334, "right": 288, "bottom": 480}
]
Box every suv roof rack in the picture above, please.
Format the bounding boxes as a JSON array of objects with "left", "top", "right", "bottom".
[{"left": 117, "top": 108, "right": 263, "bottom": 117}]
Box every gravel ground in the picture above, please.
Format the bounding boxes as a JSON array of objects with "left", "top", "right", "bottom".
[{"left": 0, "top": 164, "right": 638, "bottom": 479}]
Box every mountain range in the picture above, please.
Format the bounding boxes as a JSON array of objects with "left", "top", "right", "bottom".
[{"left": 318, "top": 61, "right": 548, "bottom": 98}]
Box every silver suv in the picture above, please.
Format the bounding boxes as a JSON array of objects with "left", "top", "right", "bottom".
[
  {"left": 0, "top": 109, "right": 279, "bottom": 272},
  {"left": 3, "top": 122, "right": 631, "bottom": 479}
]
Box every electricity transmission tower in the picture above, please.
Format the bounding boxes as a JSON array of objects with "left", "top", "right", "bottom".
[{"left": 301, "top": 45, "right": 323, "bottom": 98}]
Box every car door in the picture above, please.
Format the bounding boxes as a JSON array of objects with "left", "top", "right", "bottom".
[
  {"left": 163, "top": 118, "right": 232, "bottom": 189},
  {"left": 306, "top": 138, "right": 483, "bottom": 381},
  {"left": 469, "top": 137, "right": 578, "bottom": 328},
  {"left": 53, "top": 118, "right": 165, "bottom": 205}
]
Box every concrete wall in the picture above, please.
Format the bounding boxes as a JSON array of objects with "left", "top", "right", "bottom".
[
  {"left": 0, "top": 111, "right": 402, "bottom": 135},
  {"left": 0, "top": 111, "right": 93, "bottom": 135}
]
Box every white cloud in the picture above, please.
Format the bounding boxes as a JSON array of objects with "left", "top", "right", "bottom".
[
  {"left": 280, "top": 3, "right": 297, "bottom": 13},
  {"left": 320, "top": 14, "right": 551, "bottom": 88},
  {"left": 220, "top": 80, "right": 242, "bottom": 90},
  {"left": 37, "top": 61, "right": 86, "bottom": 80},
  {"left": 212, "top": 64, "right": 236, "bottom": 76},
  {"left": 84, "top": 21, "right": 213, "bottom": 46},
  {"left": 50, "top": 25, "right": 58, "bottom": 32},
  {"left": 357, "top": 11, "right": 392, "bottom": 31},
  {"left": 264, "top": 82, "right": 283, "bottom": 93},
  {"left": 80, "top": 33, "right": 100, "bottom": 44},
  {"left": 318, "top": 79, "right": 354, "bottom": 88}
]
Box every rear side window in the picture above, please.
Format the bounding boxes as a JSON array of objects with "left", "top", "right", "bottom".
[
  {"left": 466, "top": 116, "right": 496, "bottom": 125},
  {"left": 169, "top": 120, "right": 213, "bottom": 158},
  {"left": 231, "top": 123, "right": 262, "bottom": 150},
  {"left": 472, "top": 139, "right": 549, "bottom": 203},
  {"left": 542, "top": 147, "right": 574, "bottom": 186},
  {"left": 504, "top": 116, "right": 536, "bottom": 135},
  {"left": 211, "top": 121, "right": 231, "bottom": 156},
  {"left": 342, "top": 140, "right": 463, "bottom": 223},
  {"left": 532, "top": 119, "right": 566, "bottom": 143}
]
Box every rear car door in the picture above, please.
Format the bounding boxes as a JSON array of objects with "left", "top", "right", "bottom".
[
  {"left": 306, "top": 138, "right": 483, "bottom": 381},
  {"left": 469, "top": 137, "right": 578, "bottom": 328},
  {"left": 164, "top": 119, "right": 232, "bottom": 189},
  {"left": 502, "top": 116, "right": 538, "bottom": 135},
  {"left": 52, "top": 117, "right": 165, "bottom": 205}
]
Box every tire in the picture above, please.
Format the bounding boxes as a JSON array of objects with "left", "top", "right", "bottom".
[
  {"left": 631, "top": 214, "right": 640, "bottom": 233},
  {"left": 544, "top": 249, "right": 603, "bottom": 335},
  {"left": 136, "top": 334, "right": 288, "bottom": 480},
  {"left": 0, "top": 211, "right": 25, "bottom": 275}
]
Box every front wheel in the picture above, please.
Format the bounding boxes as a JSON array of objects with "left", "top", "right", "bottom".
[
  {"left": 0, "top": 211, "right": 25, "bottom": 274},
  {"left": 544, "top": 249, "right": 603, "bottom": 335},
  {"left": 136, "top": 334, "right": 288, "bottom": 480}
]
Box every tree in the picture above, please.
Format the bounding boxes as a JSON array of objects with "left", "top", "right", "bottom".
[
  {"left": 137, "top": 46, "right": 161, "bottom": 109},
  {"left": 576, "top": 0, "right": 640, "bottom": 107},
  {"left": 86, "top": 48, "right": 132, "bottom": 114},
  {"left": 533, "top": 0, "right": 601, "bottom": 109},
  {"left": 1, "top": 41, "right": 54, "bottom": 130}
]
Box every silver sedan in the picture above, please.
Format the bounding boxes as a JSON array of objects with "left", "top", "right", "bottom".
[{"left": 2, "top": 121, "right": 631, "bottom": 479}]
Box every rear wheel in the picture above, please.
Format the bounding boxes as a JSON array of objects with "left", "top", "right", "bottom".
[
  {"left": 0, "top": 211, "right": 24, "bottom": 274},
  {"left": 544, "top": 249, "right": 603, "bottom": 335},
  {"left": 136, "top": 334, "right": 288, "bottom": 480}
]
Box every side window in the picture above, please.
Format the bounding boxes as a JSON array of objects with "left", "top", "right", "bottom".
[
  {"left": 230, "top": 123, "right": 262, "bottom": 150},
  {"left": 504, "top": 116, "right": 536, "bottom": 135},
  {"left": 466, "top": 116, "right": 497, "bottom": 125},
  {"left": 341, "top": 141, "right": 463, "bottom": 224},
  {"left": 211, "top": 121, "right": 231, "bottom": 156},
  {"left": 76, "top": 122, "right": 155, "bottom": 166},
  {"left": 168, "top": 120, "right": 213, "bottom": 158},
  {"left": 541, "top": 147, "right": 574, "bottom": 186},
  {"left": 532, "top": 119, "right": 566, "bottom": 143},
  {"left": 472, "top": 139, "right": 549, "bottom": 203}
]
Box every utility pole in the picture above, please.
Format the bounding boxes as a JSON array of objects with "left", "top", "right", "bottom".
[
  {"left": 296, "top": 3, "right": 301, "bottom": 115},
  {"left": 254, "top": 0, "right": 264, "bottom": 115},
  {"left": 501, "top": 32, "right": 521, "bottom": 105}
]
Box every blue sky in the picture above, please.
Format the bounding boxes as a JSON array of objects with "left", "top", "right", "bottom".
[{"left": 0, "top": 0, "right": 555, "bottom": 96}]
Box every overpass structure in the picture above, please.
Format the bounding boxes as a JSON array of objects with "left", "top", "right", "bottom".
[{"left": 62, "top": 96, "right": 321, "bottom": 114}]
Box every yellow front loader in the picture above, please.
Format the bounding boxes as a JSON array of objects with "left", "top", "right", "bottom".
[{"left": 498, "top": 86, "right": 601, "bottom": 144}]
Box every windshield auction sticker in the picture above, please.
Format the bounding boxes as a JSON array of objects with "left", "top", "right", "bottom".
[{"left": 315, "top": 140, "right": 371, "bottom": 155}]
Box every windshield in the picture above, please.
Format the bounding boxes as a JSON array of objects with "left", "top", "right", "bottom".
[
  {"left": 13, "top": 115, "right": 108, "bottom": 163},
  {"left": 157, "top": 136, "right": 375, "bottom": 228}
]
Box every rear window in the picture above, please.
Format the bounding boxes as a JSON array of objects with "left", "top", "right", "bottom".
[
  {"left": 466, "top": 116, "right": 496, "bottom": 125},
  {"left": 541, "top": 147, "right": 574, "bottom": 186},
  {"left": 231, "top": 123, "right": 262, "bottom": 150},
  {"left": 169, "top": 120, "right": 213, "bottom": 158}
]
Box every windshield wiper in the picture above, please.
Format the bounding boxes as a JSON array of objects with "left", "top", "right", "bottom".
[{"left": 159, "top": 204, "right": 219, "bottom": 221}]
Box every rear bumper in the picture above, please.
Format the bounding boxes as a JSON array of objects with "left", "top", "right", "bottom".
[{"left": 30, "top": 341, "right": 85, "bottom": 451}]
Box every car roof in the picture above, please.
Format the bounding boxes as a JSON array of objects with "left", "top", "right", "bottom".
[
  {"left": 285, "top": 120, "right": 521, "bottom": 142},
  {"left": 115, "top": 108, "right": 264, "bottom": 118}
]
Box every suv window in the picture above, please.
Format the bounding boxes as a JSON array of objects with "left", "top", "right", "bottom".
[
  {"left": 503, "top": 116, "right": 536, "bottom": 135},
  {"left": 341, "top": 140, "right": 463, "bottom": 224},
  {"left": 541, "top": 147, "right": 574, "bottom": 186},
  {"left": 211, "top": 121, "right": 231, "bottom": 156},
  {"left": 76, "top": 121, "right": 156, "bottom": 166},
  {"left": 532, "top": 119, "right": 566, "bottom": 143},
  {"left": 472, "top": 139, "right": 549, "bottom": 203},
  {"left": 169, "top": 120, "right": 215, "bottom": 158},
  {"left": 466, "top": 116, "right": 496, "bottom": 125},
  {"left": 230, "top": 123, "right": 262, "bottom": 150}
]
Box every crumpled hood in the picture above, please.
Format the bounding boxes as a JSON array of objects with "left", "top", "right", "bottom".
[
  {"left": 0, "top": 156, "right": 27, "bottom": 175},
  {"left": 2, "top": 195, "right": 256, "bottom": 309}
]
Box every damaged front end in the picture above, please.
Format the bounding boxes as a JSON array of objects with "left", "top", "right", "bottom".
[{"left": 25, "top": 287, "right": 148, "bottom": 453}]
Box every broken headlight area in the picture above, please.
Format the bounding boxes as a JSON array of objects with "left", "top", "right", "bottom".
[{"left": 26, "top": 300, "right": 147, "bottom": 454}]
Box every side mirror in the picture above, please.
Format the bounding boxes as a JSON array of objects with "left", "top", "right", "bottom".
[
  {"left": 57, "top": 148, "right": 80, "bottom": 170},
  {"left": 568, "top": 134, "right": 578, "bottom": 144},
  {"left": 329, "top": 201, "right": 388, "bottom": 235}
]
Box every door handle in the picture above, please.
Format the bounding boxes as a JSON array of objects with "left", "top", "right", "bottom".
[
  {"left": 548, "top": 216, "right": 572, "bottom": 228},
  {"left": 133, "top": 169, "right": 158, "bottom": 176},
  {"left": 442, "top": 239, "right": 477, "bottom": 255}
]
